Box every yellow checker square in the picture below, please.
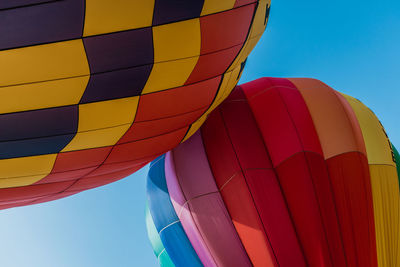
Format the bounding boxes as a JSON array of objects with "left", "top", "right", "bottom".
[
  {"left": 0, "top": 39, "right": 89, "bottom": 87},
  {"left": 152, "top": 18, "right": 201, "bottom": 62},
  {"left": 0, "top": 154, "right": 57, "bottom": 188},
  {"left": 62, "top": 125, "right": 131, "bottom": 152},
  {"left": 77, "top": 96, "right": 139, "bottom": 132},
  {"left": 62, "top": 96, "right": 139, "bottom": 151},
  {"left": 201, "top": 0, "right": 235, "bottom": 16},
  {"left": 343, "top": 94, "right": 395, "bottom": 166},
  {"left": 142, "top": 57, "right": 199, "bottom": 94},
  {"left": 0, "top": 76, "right": 89, "bottom": 114},
  {"left": 0, "top": 175, "right": 49, "bottom": 189},
  {"left": 83, "top": 0, "right": 155, "bottom": 36}
]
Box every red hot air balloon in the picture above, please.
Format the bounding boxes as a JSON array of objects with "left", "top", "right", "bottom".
[{"left": 145, "top": 77, "right": 400, "bottom": 267}]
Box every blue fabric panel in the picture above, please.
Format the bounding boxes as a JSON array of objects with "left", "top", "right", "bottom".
[{"left": 146, "top": 155, "right": 202, "bottom": 267}]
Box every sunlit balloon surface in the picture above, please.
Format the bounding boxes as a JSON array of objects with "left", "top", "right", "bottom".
[
  {"left": 0, "top": 0, "right": 269, "bottom": 209},
  {"left": 146, "top": 78, "right": 400, "bottom": 267}
]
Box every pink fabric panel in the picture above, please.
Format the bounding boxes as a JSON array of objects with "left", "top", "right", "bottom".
[
  {"left": 165, "top": 151, "right": 216, "bottom": 267},
  {"left": 166, "top": 132, "right": 251, "bottom": 267}
]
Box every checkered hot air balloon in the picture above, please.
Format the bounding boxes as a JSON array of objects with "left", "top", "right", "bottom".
[
  {"left": 145, "top": 78, "right": 400, "bottom": 267},
  {"left": 0, "top": 0, "right": 270, "bottom": 209}
]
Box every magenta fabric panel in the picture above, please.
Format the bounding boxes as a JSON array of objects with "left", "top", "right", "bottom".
[
  {"left": 166, "top": 132, "right": 251, "bottom": 267},
  {"left": 165, "top": 151, "right": 216, "bottom": 267}
]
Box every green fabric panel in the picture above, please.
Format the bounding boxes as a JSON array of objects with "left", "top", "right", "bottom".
[
  {"left": 392, "top": 143, "right": 400, "bottom": 183},
  {"left": 145, "top": 203, "right": 175, "bottom": 266},
  {"left": 159, "top": 249, "right": 176, "bottom": 267},
  {"left": 145, "top": 203, "right": 164, "bottom": 256}
]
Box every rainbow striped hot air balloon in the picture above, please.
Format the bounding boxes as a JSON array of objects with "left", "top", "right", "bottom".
[
  {"left": 0, "top": 0, "right": 270, "bottom": 209},
  {"left": 146, "top": 78, "right": 400, "bottom": 267}
]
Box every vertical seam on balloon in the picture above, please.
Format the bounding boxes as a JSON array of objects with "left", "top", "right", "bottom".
[
  {"left": 334, "top": 90, "right": 377, "bottom": 266},
  {"left": 295, "top": 82, "right": 350, "bottom": 266},
  {"left": 216, "top": 105, "right": 280, "bottom": 267},
  {"left": 243, "top": 82, "right": 309, "bottom": 266},
  {"left": 292, "top": 81, "right": 350, "bottom": 264},
  {"left": 331, "top": 91, "right": 367, "bottom": 158},
  {"left": 81, "top": 0, "right": 86, "bottom": 37},
  {"left": 275, "top": 85, "right": 335, "bottom": 266},
  {"left": 199, "top": 123, "right": 253, "bottom": 265}
]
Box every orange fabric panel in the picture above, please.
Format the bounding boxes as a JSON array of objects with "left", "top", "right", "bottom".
[{"left": 289, "top": 78, "right": 367, "bottom": 158}]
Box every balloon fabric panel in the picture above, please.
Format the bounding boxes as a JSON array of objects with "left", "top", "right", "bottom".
[
  {"left": 393, "top": 144, "right": 400, "bottom": 182},
  {"left": 147, "top": 77, "right": 400, "bottom": 267},
  {"left": 0, "top": 0, "right": 268, "bottom": 209},
  {"left": 343, "top": 94, "right": 400, "bottom": 267},
  {"left": 241, "top": 78, "right": 344, "bottom": 267},
  {"left": 289, "top": 78, "right": 378, "bottom": 267},
  {"left": 166, "top": 132, "right": 251, "bottom": 266},
  {"left": 147, "top": 156, "right": 202, "bottom": 267},
  {"left": 201, "top": 88, "right": 306, "bottom": 266},
  {"left": 146, "top": 203, "right": 175, "bottom": 267}
]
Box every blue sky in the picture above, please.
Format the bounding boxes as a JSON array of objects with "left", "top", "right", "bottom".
[{"left": 0, "top": 0, "right": 398, "bottom": 266}]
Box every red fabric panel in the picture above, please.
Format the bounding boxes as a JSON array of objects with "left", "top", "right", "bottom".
[
  {"left": 185, "top": 45, "right": 241, "bottom": 84},
  {"left": 199, "top": 4, "right": 255, "bottom": 54},
  {"left": 326, "top": 152, "right": 377, "bottom": 267},
  {"left": 36, "top": 167, "right": 96, "bottom": 184},
  {"left": 242, "top": 78, "right": 345, "bottom": 267},
  {"left": 85, "top": 158, "right": 153, "bottom": 178},
  {"left": 201, "top": 86, "right": 313, "bottom": 266},
  {"left": 0, "top": 180, "right": 74, "bottom": 204},
  {"left": 135, "top": 76, "right": 221, "bottom": 122},
  {"left": 275, "top": 153, "right": 333, "bottom": 267},
  {"left": 117, "top": 108, "right": 205, "bottom": 144},
  {"left": 202, "top": 109, "right": 277, "bottom": 267},
  {"left": 302, "top": 152, "right": 347, "bottom": 267},
  {"left": 105, "top": 127, "right": 187, "bottom": 164},
  {"left": 234, "top": 0, "right": 257, "bottom": 8},
  {"left": 217, "top": 87, "right": 306, "bottom": 266},
  {"left": 51, "top": 146, "right": 112, "bottom": 172},
  {"left": 243, "top": 84, "right": 304, "bottom": 166},
  {"left": 65, "top": 165, "right": 145, "bottom": 192},
  {"left": 0, "top": 191, "right": 78, "bottom": 210}
]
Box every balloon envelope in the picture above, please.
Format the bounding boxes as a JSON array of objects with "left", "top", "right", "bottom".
[
  {"left": 0, "top": 0, "right": 269, "bottom": 209},
  {"left": 146, "top": 77, "right": 399, "bottom": 267}
]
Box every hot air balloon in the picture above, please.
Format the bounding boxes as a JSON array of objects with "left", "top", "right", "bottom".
[
  {"left": 145, "top": 77, "right": 400, "bottom": 267},
  {"left": 0, "top": 0, "right": 270, "bottom": 209}
]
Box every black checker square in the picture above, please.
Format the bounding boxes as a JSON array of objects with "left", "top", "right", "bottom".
[
  {"left": 153, "top": 0, "right": 205, "bottom": 25},
  {"left": 0, "top": 0, "right": 85, "bottom": 50}
]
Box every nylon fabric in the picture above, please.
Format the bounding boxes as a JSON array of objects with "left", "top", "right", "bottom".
[
  {"left": 343, "top": 94, "right": 400, "bottom": 267},
  {"left": 145, "top": 203, "right": 175, "bottom": 267},
  {"left": 147, "top": 156, "right": 202, "bottom": 267},
  {"left": 201, "top": 86, "right": 306, "bottom": 267},
  {"left": 166, "top": 132, "right": 251, "bottom": 266}
]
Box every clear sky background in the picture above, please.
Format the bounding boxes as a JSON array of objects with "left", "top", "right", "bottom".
[{"left": 0, "top": 0, "right": 399, "bottom": 266}]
